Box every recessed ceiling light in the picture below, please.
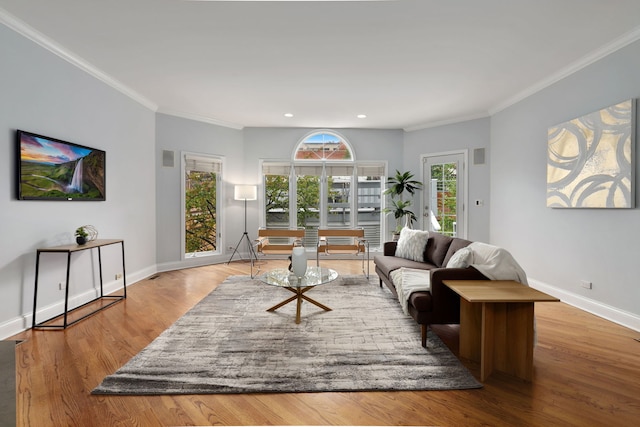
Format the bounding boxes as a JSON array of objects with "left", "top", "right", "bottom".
[
  {"left": 357, "top": 114, "right": 367, "bottom": 119},
  {"left": 284, "top": 113, "right": 294, "bottom": 118}
]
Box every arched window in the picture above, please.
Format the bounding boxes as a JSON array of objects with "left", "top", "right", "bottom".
[{"left": 294, "top": 131, "right": 354, "bottom": 161}]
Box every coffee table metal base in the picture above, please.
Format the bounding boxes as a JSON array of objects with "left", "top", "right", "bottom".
[{"left": 267, "top": 286, "right": 331, "bottom": 324}]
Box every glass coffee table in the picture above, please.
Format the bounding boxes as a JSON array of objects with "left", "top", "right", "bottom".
[{"left": 260, "top": 267, "right": 338, "bottom": 324}]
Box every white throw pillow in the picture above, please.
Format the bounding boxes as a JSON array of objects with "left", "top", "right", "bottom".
[
  {"left": 446, "top": 247, "right": 473, "bottom": 268},
  {"left": 395, "top": 228, "right": 429, "bottom": 262}
]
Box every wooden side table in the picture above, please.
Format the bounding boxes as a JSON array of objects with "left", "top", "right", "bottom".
[
  {"left": 32, "top": 239, "right": 126, "bottom": 329},
  {"left": 443, "top": 280, "right": 559, "bottom": 381}
]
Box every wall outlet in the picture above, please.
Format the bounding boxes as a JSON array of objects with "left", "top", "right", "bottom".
[
  {"left": 580, "top": 280, "right": 592, "bottom": 289},
  {"left": 115, "top": 273, "right": 123, "bottom": 280}
]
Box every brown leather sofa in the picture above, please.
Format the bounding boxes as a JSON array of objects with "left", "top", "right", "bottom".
[{"left": 374, "top": 232, "right": 488, "bottom": 347}]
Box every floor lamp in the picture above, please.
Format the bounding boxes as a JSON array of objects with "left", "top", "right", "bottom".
[{"left": 227, "top": 185, "right": 258, "bottom": 270}]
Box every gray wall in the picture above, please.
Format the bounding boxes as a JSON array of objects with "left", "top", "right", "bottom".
[
  {"left": 155, "top": 113, "right": 244, "bottom": 270},
  {"left": 403, "top": 118, "right": 491, "bottom": 242},
  {"left": 242, "top": 127, "right": 405, "bottom": 178},
  {"left": 0, "top": 24, "right": 156, "bottom": 337},
  {"left": 490, "top": 39, "right": 640, "bottom": 327}
]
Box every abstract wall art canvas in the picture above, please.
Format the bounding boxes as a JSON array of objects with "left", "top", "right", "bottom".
[{"left": 547, "top": 99, "right": 635, "bottom": 208}]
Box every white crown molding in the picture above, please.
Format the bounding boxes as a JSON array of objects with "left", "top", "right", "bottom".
[
  {"left": 403, "top": 112, "right": 489, "bottom": 132},
  {"left": 489, "top": 25, "right": 640, "bottom": 115},
  {"left": 157, "top": 108, "right": 245, "bottom": 130},
  {"left": 529, "top": 278, "right": 640, "bottom": 333},
  {"left": 0, "top": 7, "right": 158, "bottom": 112}
]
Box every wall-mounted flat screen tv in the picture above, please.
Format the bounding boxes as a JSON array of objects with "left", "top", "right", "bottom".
[{"left": 17, "top": 130, "right": 106, "bottom": 201}]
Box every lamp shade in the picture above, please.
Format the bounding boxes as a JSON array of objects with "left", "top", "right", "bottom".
[{"left": 234, "top": 185, "right": 257, "bottom": 201}]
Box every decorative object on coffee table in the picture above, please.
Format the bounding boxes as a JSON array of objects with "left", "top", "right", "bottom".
[{"left": 290, "top": 245, "right": 307, "bottom": 278}]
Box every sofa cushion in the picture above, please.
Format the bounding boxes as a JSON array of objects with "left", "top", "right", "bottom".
[
  {"left": 442, "top": 237, "right": 473, "bottom": 267},
  {"left": 424, "top": 232, "right": 454, "bottom": 267},
  {"left": 373, "top": 255, "right": 436, "bottom": 279},
  {"left": 395, "top": 228, "right": 430, "bottom": 262}
]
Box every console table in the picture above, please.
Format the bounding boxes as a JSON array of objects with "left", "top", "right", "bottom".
[
  {"left": 32, "top": 239, "right": 126, "bottom": 329},
  {"left": 443, "top": 279, "right": 559, "bottom": 381}
]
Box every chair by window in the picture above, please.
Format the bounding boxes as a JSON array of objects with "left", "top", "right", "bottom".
[
  {"left": 255, "top": 228, "right": 305, "bottom": 256},
  {"left": 316, "top": 228, "right": 369, "bottom": 278}
]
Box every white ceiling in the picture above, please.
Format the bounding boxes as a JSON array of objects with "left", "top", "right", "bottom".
[{"left": 1, "top": 0, "right": 640, "bottom": 130}]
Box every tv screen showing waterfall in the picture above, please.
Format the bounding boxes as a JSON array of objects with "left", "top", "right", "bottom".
[{"left": 17, "top": 130, "right": 106, "bottom": 201}]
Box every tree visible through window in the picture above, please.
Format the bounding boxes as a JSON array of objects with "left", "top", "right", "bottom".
[
  {"left": 296, "top": 174, "right": 321, "bottom": 228},
  {"left": 265, "top": 175, "right": 290, "bottom": 226},
  {"left": 184, "top": 154, "right": 221, "bottom": 256},
  {"left": 430, "top": 163, "right": 457, "bottom": 236}
]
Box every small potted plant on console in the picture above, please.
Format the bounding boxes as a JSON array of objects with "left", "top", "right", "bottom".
[{"left": 75, "top": 226, "right": 88, "bottom": 245}]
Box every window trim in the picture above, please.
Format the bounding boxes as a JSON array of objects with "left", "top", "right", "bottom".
[
  {"left": 181, "top": 151, "right": 225, "bottom": 260},
  {"left": 293, "top": 130, "right": 355, "bottom": 162}
]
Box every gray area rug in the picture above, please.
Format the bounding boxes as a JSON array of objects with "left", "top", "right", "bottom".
[{"left": 93, "top": 274, "right": 481, "bottom": 394}]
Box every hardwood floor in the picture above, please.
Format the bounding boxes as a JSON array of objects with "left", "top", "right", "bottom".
[{"left": 9, "top": 259, "right": 640, "bottom": 426}]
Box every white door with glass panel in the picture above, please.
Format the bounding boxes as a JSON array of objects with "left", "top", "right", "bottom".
[{"left": 422, "top": 153, "right": 465, "bottom": 238}]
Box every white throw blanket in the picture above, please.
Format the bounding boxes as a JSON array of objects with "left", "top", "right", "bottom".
[
  {"left": 390, "top": 243, "right": 528, "bottom": 318},
  {"left": 468, "top": 242, "right": 528, "bottom": 285},
  {"left": 390, "top": 267, "right": 431, "bottom": 315}
]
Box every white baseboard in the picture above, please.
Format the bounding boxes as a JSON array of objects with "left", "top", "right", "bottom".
[
  {"left": 0, "top": 318, "right": 27, "bottom": 342},
  {"left": 529, "top": 278, "right": 640, "bottom": 332},
  {"left": 0, "top": 264, "right": 158, "bottom": 340},
  {"left": 157, "top": 254, "right": 232, "bottom": 273}
]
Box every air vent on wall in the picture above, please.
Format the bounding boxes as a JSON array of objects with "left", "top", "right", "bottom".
[{"left": 162, "top": 150, "right": 175, "bottom": 168}]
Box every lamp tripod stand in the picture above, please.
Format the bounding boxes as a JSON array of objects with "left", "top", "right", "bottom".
[{"left": 227, "top": 185, "right": 258, "bottom": 276}]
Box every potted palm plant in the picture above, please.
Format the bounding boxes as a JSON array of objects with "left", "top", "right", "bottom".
[{"left": 383, "top": 170, "right": 423, "bottom": 238}]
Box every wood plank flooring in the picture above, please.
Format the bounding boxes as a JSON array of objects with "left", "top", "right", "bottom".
[{"left": 9, "top": 259, "right": 640, "bottom": 426}]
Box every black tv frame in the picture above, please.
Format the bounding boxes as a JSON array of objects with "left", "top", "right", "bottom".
[{"left": 16, "top": 130, "right": 106, "bottom": 201}]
